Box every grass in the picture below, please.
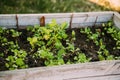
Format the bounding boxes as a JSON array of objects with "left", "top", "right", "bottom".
[{"left": 0, "top": 0, "right": 111, "bottom": 14}]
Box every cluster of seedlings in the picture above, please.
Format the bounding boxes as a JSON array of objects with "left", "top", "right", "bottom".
[{"left": 0, "top": 20, "right": 120, "bottom": 71}]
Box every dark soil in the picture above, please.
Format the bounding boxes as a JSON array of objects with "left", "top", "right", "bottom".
[
  {"left": 66, "top": 27, "right": 120, "bottom": 61},
  {"left": 66, "top": 28, "right": 99, "bottom": 61},
  {"left": 0, "top": 27, "right": 120, "bottom": 71}
]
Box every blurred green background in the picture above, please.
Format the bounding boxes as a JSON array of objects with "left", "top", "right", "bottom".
[{"left": 0, "top": 0, "right": 111, "bottom": 14}]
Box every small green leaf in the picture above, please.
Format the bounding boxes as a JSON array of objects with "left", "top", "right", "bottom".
[
  {"left": 44, "top": 34, "right": 50, "bottom": 40},
  {"left": 58, "top": 49, "right": 66, "bottom": 58},
  {"left": 62, "top": 33, "right": 68, "bottom": 39},
  {"left": 5, "top": 63, "right": 9, "bottom": 68},
  {"left": 27, "top": 37, "right": 38, "bottom": 48},
  {"left": 16, "top": 58, "right": 24, "bottom": 66},
  {"left": 55, "top": 41, "right": 62, "bottom": 49},
  {"left": 108, "top": 22, "right": 112, "bottom": 27},
  {"left": 107, "top": 55, "right": 114, "bottom": 60},
  {"left": 45, "top": 60, "right": 50, "bottom": 66},
  {"left": 57, "top": 59, "right": 64, "bottom": 65},
  {"left": 95, "top": 41, "right": 99, "bottom": 46},
  {"left": 98, "top": 54, "right": 105, "bottom": 61},
  {"left": 47, "top": 39, "right": 53, "bottom": 46},
  {"left": 6, "top": 56, "right": 14, "bottom": 62},
  {"left": 48, "top": 19, "right": 57, "bottom": 27},
  {"left": 103, "top": 49, "right": 109, "bottom": 56},
  {"left": 27, "top": 26, "right": 33, "bottom": 31},
  {"left": 0, "top": 53, "right": 4, "bottom": 57},
  {"left": 12, "top": 64, "right": 17, "bottom": 68},
  {"left": 72, "top": 30, "right": 75, "bottom": 37},
  {"left": 74, "top": 56, "right": 78, "bottom": 60},
  {"left": 66, "top": 60, "right": 71, "bottom": 64},
  {"left": 61, "top": 22, "right": 68, "bottom": 29},
  {"left": 77, "top": 53, "right": 89, "bottom": 63}
]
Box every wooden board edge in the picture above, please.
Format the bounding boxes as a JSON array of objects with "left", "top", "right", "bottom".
[
  {"left": 0, "top": 60, "right": 120, "bottom": 80},
  {"left": 113, "top": 12, "right": 120, "bottom": 29},
  {"left": 0, "top": 60, "right": 120, "bottom": 75},
  {"left": 0, "top": 11, "right": 115, "bottom": 29}
]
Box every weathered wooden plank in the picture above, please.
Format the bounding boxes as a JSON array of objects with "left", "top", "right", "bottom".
[
  {"left": 17, "top": 13, "right": 71, "bottom": 28},
  {"left": 0, "top": 60, "right": 120, "bottom": 80},
  {"left": 18, "top": 12, "right": 113, "bottom": 28},
  {"left": 71, "top": 22, "right": 103, "bottom": 28},
  {"left": 68, "top": 75, "right": 120, "bottom": 80},
  {"left": 0, "top": 12, "right": 120, "bottom": 80},
  {"left": 113, "top": 12, "right": 120, "bottom": 29},
  {"left": 0, "top": 14, "right": 16, "bottom": 28},
  {"left": 72, "top": 12, "right": 113, "bottom": 22},
  {"left": 71, "top": 12, "right": 113, "bottom": 28},
  {"left": 0, "top": 12, "right": 114, "bottom": 29},
  {"left": 72, "top": 11, "right": 114, "bottom": 17}
]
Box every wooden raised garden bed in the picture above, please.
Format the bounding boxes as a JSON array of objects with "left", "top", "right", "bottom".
[{"left": 0, "top": 12, "right": 120, "bottom": 80}]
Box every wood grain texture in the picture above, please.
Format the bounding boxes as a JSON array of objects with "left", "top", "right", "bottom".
[
  {"left": 113, "top": 12, "right": 120, "bottom": 29},
  {"left": 0, "top": 14, "right": 16, "bottom": 28},
  {"left": 0, "top": 12, "right": 115, "bottom": 29},
  {"left": 0, "top": 12, "right": 120, "bottom": 80},
  {"left": 0, "top": 60, "right": 120, "bottom": 80}
]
